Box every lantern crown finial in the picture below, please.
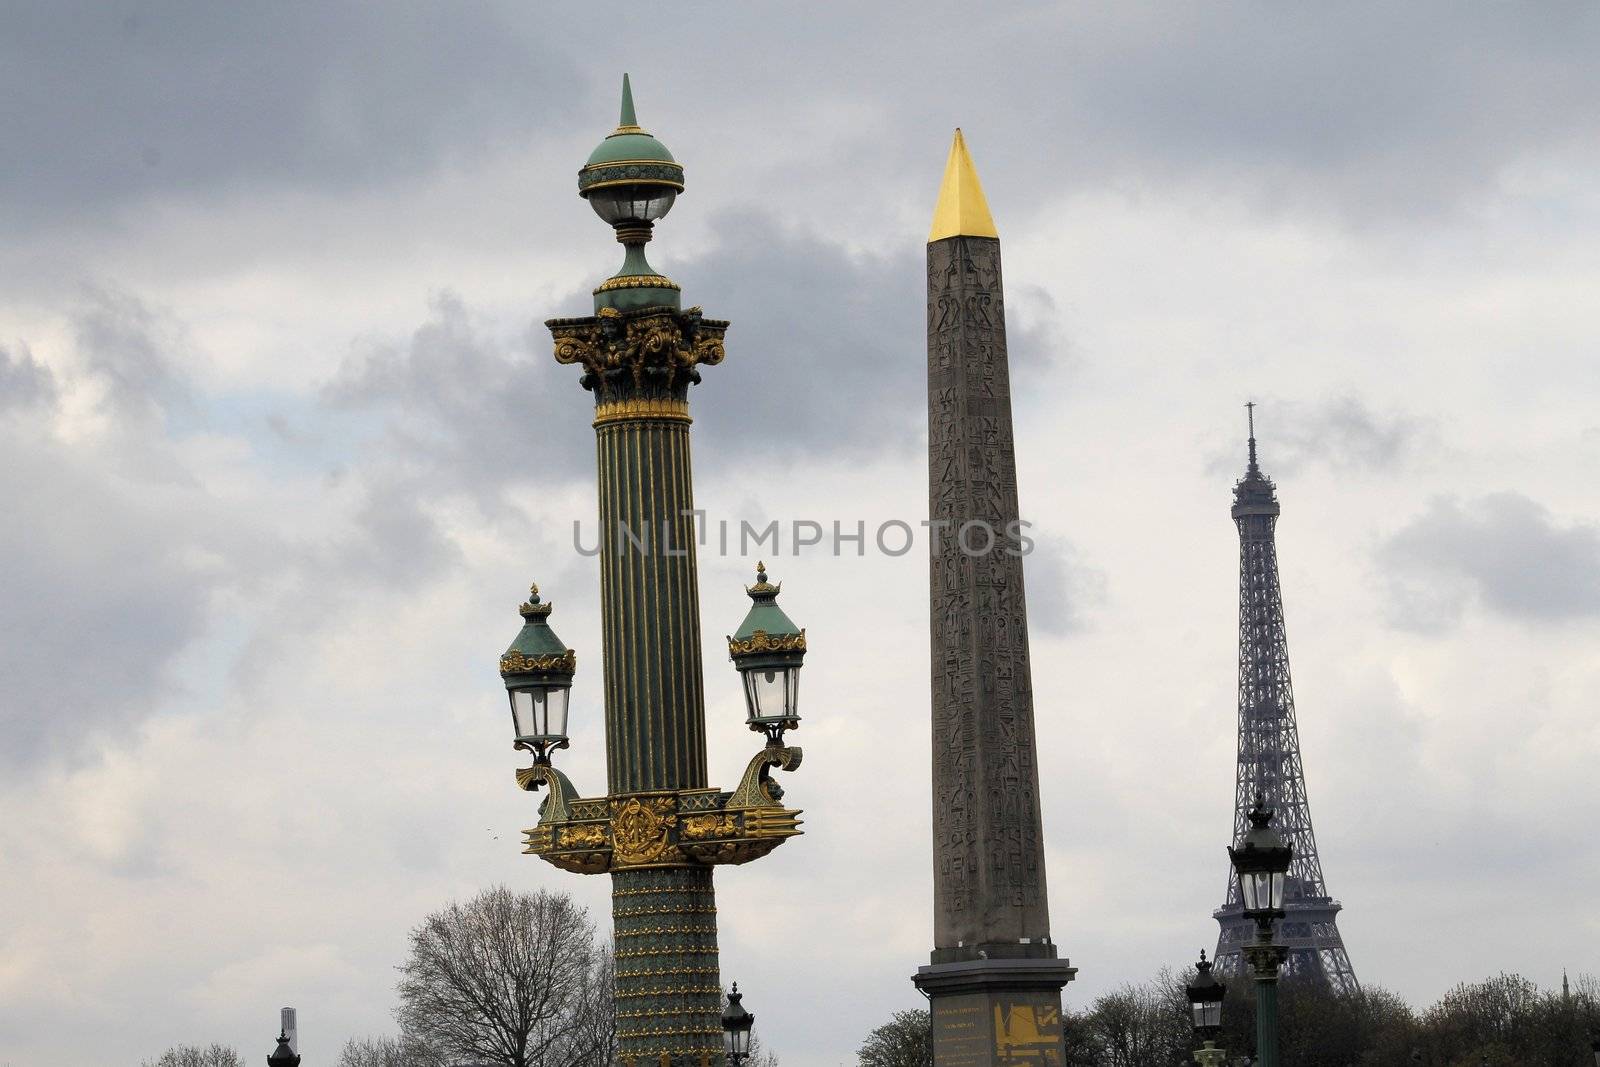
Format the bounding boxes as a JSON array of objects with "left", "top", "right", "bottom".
[
  {"left": 746, "top": 561, "right": 779, "bottom": 599},
  {"left": 503, "top": 582, "right": 575, "bottom": 678},
  {"left": 618, "top": 72, "right": 639, "bottom": 131},
  {"left": 520, "top": 582, "right": 553, "bottom": 618}
]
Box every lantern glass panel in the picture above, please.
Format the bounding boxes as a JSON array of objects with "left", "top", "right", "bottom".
[
  {"left": 745, "top": 667, "right": 786, "bottom": 721},
  {"left": 1191, "top": 1000, "right": 1222, "bottom": 1030},
  {"left": 589, "top": 185, "right": 676, "bottom": 224},
  {"left": 724, "top": 1025, "right": 751, "bottom": 1060},
  {"left": 510, "top": 685, "right": 569, "bottom": 741}
]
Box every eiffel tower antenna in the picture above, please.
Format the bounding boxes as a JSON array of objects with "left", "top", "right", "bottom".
[
  {"left": 1213, "top": 407, "right": 1359, "bottom": 993},
  {"left": 1246, "top": 401, "right": 1258, "bottom": 472}
]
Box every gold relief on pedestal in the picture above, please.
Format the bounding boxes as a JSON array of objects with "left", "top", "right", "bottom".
[
  {"left": 611, "top": 796, "right": 678, "bottom": 865},
  {"left": 680, "top": 814, "right": 738, "bottom": 840}
]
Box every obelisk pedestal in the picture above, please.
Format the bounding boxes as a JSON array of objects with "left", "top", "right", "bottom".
[{"left": 912, "top": 130, "right": 1075, "bottom": 1067}]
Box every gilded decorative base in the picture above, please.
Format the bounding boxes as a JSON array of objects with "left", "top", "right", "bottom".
[{"left": 517, "top": 746, "right": 804, "bottom": 874}]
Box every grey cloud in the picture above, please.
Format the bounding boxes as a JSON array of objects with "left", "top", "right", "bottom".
[
  {"left": 0, "top": 428, "right": 222, "bottom": 765},
  {"left": 12, "top": 2, "right": 1588, "bottom": 243},
  {"left": 325, "top": 290, "right": 592, "bottom": 505},
  {"left": 0, "top": 4, "right": 575, "bottom": 226},
  {"left": 0, "top": 342, "right": 57, "bottom": 412},
  {"left": 72, "top": 286, "right": 195, "bottom": 425},
  {"left": 1377, "top": 492, "right": 1600, "bottom": 630},
  {"left": 1024, "top": 534, "right": 1107, "bottom": 637},
  {"left": 1208, "top": 395, "right": 1425, "bottom": 477}
]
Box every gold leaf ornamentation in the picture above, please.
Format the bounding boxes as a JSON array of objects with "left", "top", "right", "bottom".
[
  {"left": 499, "top": 650, "right": 576, "bottom": 673},
  {"left": 726, "top": 630, "right": 806, "bottom": 656},
  {"left": 611, "top": 797, "right": 678, "bottom": 866},
  {"left": 680, "top": 814, "right": 738, "bottom": 840},
  {"left": 560, "top": 823, "right": 609, "bottom": 848}
]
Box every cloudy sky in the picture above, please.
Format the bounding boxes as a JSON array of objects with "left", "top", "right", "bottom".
[{"left": 4, "top": 3, "right": 1600, "bottom": 1064}]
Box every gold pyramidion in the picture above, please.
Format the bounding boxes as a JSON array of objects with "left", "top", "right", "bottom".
[{"left": 928, "top": 128, "right": 998, "bottom": 242}]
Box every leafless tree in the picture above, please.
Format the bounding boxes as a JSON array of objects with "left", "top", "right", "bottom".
[
  {"left": 139, "top": 1045, "right": 243, "bottom": 1067},
  {"left": 335, "top": 1033, "right": 448, "bottom": 1067},
  {"left": 395, "top": 885, "right": 614, "bottom": 1067}
]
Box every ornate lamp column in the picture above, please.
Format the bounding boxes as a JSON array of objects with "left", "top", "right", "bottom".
[
  {"left": 499, "top": 76, "right": 808, "bottom": 1067},
  {"left": 1229, "top": 797, "right": 1293, "bottom": 1067}
]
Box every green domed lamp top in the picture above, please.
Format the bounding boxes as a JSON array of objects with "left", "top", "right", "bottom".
[
  {"left": 579, "top": 74, "right": 685, "bottom": 312},
  {"left": 579, "top": 74, "right": 684, "bottom": 181}
]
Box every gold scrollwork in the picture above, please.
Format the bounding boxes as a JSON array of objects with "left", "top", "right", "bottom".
[
  {"left": 560, "top": 823, "right": 609, "bottom": 848},
  {"left": 680, "top": 814, "right": 739, "bottom": 840},
  {"left": 499, "top": 650, "right": 576, "bottom": 673},
  {"left": 726, "top": 630, "right": 806, "bottom": 656}
]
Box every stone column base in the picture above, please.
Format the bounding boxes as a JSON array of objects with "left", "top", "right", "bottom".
[{"left": 913, "top": 958, "right": 1077, "bottom": 1067}]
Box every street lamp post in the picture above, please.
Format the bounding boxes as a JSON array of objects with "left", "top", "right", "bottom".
[
  {"left": 1229, "top": 795, "right": 1293, "bottom": 1067},
  {"left": 497, "top": 75, "right": 810, "bottom": 1067},
  {"left": 721, "top": 983, "right": 755, "bottom": 1067},
  {"left": 1186, "top": 950, "right": 1227, "bottom": 1067}
]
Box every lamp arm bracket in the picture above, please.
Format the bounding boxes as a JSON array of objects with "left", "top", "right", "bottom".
[
  {"left": 727, "top": 745, "right": 802, "bottom": 809},
  {"left": 515, "top": 763, "right": 580, "bottom": 822}
]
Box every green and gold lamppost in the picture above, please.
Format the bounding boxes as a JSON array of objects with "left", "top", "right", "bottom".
[
  {"left": 498, "top": 75, "right": 808, "bottom": 1067},
  {"left": 1229, "top": 796, "right": 1292, "bottom": 1067}
]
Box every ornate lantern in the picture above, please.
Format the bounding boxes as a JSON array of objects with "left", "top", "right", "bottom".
[
  {"left": 728, "top": 562, "right": 805, "bottom": 745},
  {"left": 1228, "top": 794, "right": 1292, "bottom": 920},
  {"left": 721, "top": 983, "right": 755, "bottom": 1066},
  {"left": 1187, "top": 950, "right": 1225, "bottom": 1036},
  {"left": 499, "top": 584, "right": 576, "bottom": 764}
]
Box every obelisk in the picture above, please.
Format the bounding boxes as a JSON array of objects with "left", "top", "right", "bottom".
[{"left": 913, "top": 130, "right": 1075, "bottom": 1067}]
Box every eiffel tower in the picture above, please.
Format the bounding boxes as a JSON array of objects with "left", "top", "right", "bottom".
[{"left": 1213, "top": 405, "right": 1359, "bottom": 994}]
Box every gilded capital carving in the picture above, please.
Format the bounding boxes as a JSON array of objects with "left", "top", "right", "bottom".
[{"left": 548, "top": 305, "right": 728, "bottom": 402}]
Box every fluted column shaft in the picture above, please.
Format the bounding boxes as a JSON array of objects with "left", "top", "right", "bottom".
[{"left": 595, "top": 404, "right": 709, "bottom": 795}]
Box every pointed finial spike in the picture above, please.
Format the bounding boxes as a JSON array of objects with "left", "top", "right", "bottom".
[
  {"left": 619, "top": 73, "right": 637, "bottom": 128},
  {"left": 929, "top": 128, "right": 999, "bottom": 241},
  {"left": 1245, "top": 401, "right": 1260, "bottom": 473}
]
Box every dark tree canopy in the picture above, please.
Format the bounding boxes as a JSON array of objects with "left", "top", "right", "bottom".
[{"left": 395, "top": 885, "right": 614, "bottom": 1067}]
